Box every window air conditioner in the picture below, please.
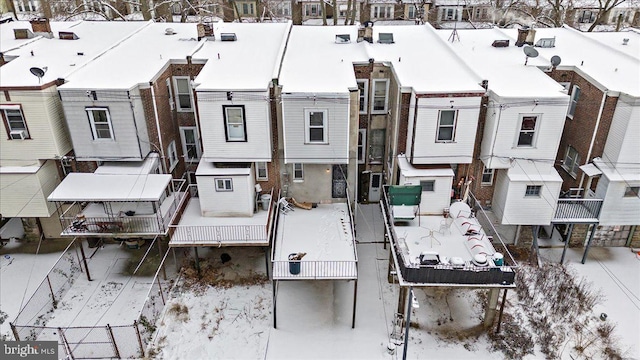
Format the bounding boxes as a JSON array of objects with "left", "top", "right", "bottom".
[{"left": 10, "top": 130, "right": 26, "bottom": 140}]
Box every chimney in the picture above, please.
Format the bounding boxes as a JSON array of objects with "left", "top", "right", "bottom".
[
  {"left": 515, "top": 28, "right": 528, "bottom": 47},
  {"left": 197, "top": 23, "right": 205, "bottom": 40},
  {"left": 525, "top": 29, "right": 536, "bottom": 45},
  {"left": 30, "top": 18, "right": 53, "bottom": 38}
]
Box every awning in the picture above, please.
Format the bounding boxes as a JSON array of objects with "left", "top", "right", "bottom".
[
  {"left": 580, "top": 163, "right": 602, "bottom": 177},
  {"left": 48, "top": 173, "right": 172, "bottom": 202}
]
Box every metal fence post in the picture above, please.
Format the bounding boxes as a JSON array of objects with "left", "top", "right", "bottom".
[
  {"left": 157, "top": 276, "right": 165, "bottom": 305},
  {"left": 106, "top": 324, "right": 121, "bottom": 359},
  {"left": 9, "top": 322, "right": 20, "bottom": 341},
  {"left": 133, "top": 320, "right": 145, "bottom": 357},
  {"left": 46, "top": 276, "right": 56, "bottom": 308},
  {"left": 58, "top": 327, "right": 74, "bottom": 360}
]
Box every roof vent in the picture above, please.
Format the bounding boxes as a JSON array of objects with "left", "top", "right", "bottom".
[
  {"left": 378, "top": 33, "right": 394, "bottom": 44},
  {"left": 335, "top": 34, "right": 351, "bottom": 43},
  {"left": 622, "top": 38, "right": 629, "bottom": 45},
  {"left": 220, "top": 33, "right": 237, "bottom": 41},
  {"left": 59, "top": 31, "right": 79, "bottom": 40},
  {"left": 491, "top": 39, "right": 509, "bottom": 47},
  {"left": 14, "top": 28, "right": 34, "bottom": 40},
  {"left": 535, "top": 37, "right": 555, "bottom": 48},
  {"left": 165, "top": 28, "right": 175, "bottom": 35}
]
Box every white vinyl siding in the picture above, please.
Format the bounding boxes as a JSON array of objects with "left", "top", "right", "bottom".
[
  {"left": 197, "top": 173, "right": 254, "bottom": 217},
  {"left": 0, "top": 161, "right": 59, "bottom": 217},
  {"left": 197, "top": 92, "right": 272, "bottom": 162},
  {"left": 282, "top": 95, "right": 349, "bottom": 164},
  {"left": 602, "top": 98, "right": 640, "bottom": 167},
  {"left": 596, "top": 176, "right": 640, "bottom": 226},
  {"left": 173, "top": 77, "right": 193, "bottom": 112},
  {"left": 410, "top": 97, "right": 481, "bottom": 164},
  {"left": 398, "top": 173, "right": 453, "bottom": 215},
  {"left": 371, "top": 79, "right": 389, "bottom": 113}
]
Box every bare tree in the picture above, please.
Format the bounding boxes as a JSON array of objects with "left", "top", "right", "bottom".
[{"left": 587, "top": 0, "right": 627, "bottom": 30}]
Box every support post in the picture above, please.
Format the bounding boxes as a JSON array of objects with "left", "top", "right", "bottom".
[
  {"left": 272, "top": 280, "right": 278, "bottom": 328},
  {"left": 265, "top": 246, "right": 270, "bottom": 278},
  {"left": 401, "top": 287, "right": 412, "bottom": 360},
  {"left": 10, "top": 322, "right": 20, "bottom": 341},
  {"left": 157, "top": 276, "right": 165, "bottom": 305},
  {"left": 387, "top": 248, "right": 395, "bottom": 283},
  {"left": 495, "top": 289, "right": 508, "bottom": 334},
  {"left": 78, "top": 239, "right": 91, "bottom": 281},
  {"left": 46, "top": 276, "right": 56, "bottom": 308},
  {"left": 133, "top": 320, "right": 145, "bottom": 357},
  {"left": 351, "top": 279, "right": 358, "bottom": 328},
  {"left": 483, "top": 288, "right": 500, "bottom": 328},
  {"left": 581, "top": 223, "right": 597, "bottom": 264},
  {"left": 397, "top": 286, "right": 408, "bottom": 314},
  {"left": 106, "top": 324, "right": 121, "bottom": 359},
  {"left": 560, "top": 224, "right": 574, "bottom": 264},
  {"left": 158, "top": 238, "right": 167, "bottom": 280}
]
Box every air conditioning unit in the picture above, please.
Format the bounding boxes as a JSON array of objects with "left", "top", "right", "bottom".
[{"left": 9, "top": 130, "right": 26, "bottom": 140}]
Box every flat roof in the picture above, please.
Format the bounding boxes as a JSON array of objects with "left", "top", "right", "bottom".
[
  {"left": 582, "top": 30, "right": 640, "bottom": 60},
  {"left": 435, "top": 28, "right": 569, "bottom": 98},
  {"left": 0, "top": 21, "right": 148, "bottom": 88},
  {"left": 398, "top": 155, "right": 455, "bottom": 177},
  {"left": 195, "top": 161, "right": 251, "bottom": 176},
  {"left": 193, "top": 22, "right": 292, "bottom": 91},
  {"left": 94, "top": 154, "right": 159, "bottom": 175},
  {"left": 48, "top": 173, "right": 171, "bottom": 202},
  {"left": 59, "top": 22, "right": 200, "bottom": 90}
]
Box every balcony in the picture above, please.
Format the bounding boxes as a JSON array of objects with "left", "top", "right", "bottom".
[
  {"left": 168, "top": 186, "right": 276, "bottom": 247},
  {"left": 552, "top": 198, "right": 603, "bottom": 224}
]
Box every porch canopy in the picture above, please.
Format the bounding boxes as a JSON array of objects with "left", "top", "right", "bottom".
[{"left": 48, "top": 173, "right": 172, "bottom": 202}]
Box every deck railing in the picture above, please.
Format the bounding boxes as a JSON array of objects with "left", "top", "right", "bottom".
[
  {"left": 553, "top": 198, "right": 603, "bottom": 223},
  {"left": 271, "top": 260, "right": 358, "bottom": 280}
]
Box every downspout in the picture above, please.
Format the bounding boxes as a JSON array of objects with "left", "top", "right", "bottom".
[
  {"left": 149, "top": 82, "right": 166, "bottom": 174},
  {"left": 128, "top": 90, "right": 145, "bottom": 162},
  {"left": 578, "top": 90, "right": 607, "bottom": 196},
  {"left": 187, "top": 56, "right": 202, "bottom": 166}
]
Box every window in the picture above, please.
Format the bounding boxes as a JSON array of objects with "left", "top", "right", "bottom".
[
  {"left": 525, "top": 185, "right": 542, "bottom": 197},
  {"left": 481, "top": 167, "right": 494, "bottom": 186},
  {"left": 372, "top": 5, "right": 392, "bottom": 19},
  {"left": 369, "top": 129, "right": 385, "bottom": 163},
  {"left": 568, "top": 85, "right": 580, "bottom": 118},
  {"left": 167, "top": 141, "right": 178, "bottom": 171},
  {"left": 180, "top": 127, "right": 200, "bottom": 162},
  {"left": 562, "top": 146, "right": 580, "bottom": 177},
  {"left": 305, "top": 109, "right": 327, "bottom": 143},
  {"left": 255, "top": 162, "right": 268, "bottom": 181},
  {"left": 293, "top": 163, "right": 304, "bottom": 181},
  {"left": 274, "top": 2, "right": 290, "bottom": 16},
  {"left": 407, "top": 5, "right": 416, "bottom": 19},
  {"left": 371, "top": 79, "right": 389, "bottom": 113},
  {"left": 215, "top": 178, "right": 233, "bottom": 191},
  {"left": 223, "top": 105, "right": 247, "bottom": 142},
  {"left": 1, "top": 106, "right": 30, "bottom": 139},
  {"left": 304, "top": 4, "right": 321, "bottom": 16},
  {"left": 358, "top": 129, "right": 366, "bottom": 164},
  {"left": 173, "top": 77, "right": 192, "bottom": 112},
  {"left": 86, "top": 108, "right": 114, "bottom": 140},
  {"left": 624, "top": 186, "right": 639, "bottom": 198},
  {"left": 166, "top": 78, "right": 174, "bottom": 110},
  {"left": 517, "top": 115, "right": 538, "bottom": 147},
  {"left": 420, "top": 180, "right": 435, "bottom": 192},
  {"left": 436, "top": 110, "right": 457, "bottom": 142},
  {"left": 357, "top": 79, "right": 368, "bottom": 113},
  {"left": 240, "top": 2, "right": 255, "bottom": 15}
]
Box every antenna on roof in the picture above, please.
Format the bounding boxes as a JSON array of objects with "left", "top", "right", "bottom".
[
  {"left": 29, "top": 66, "right": 47, "bottom": 84},
  {"left": 523, "top": 46, "right": 538, "bottom": 65},
  {"left": 448, "top": 0, "right": 460, "bottom": 43}
]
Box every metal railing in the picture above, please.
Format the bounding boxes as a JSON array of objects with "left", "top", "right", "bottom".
[
  {"left": 272, "top": 260, "right": 358, "bottom": 280},
  {"left": 553, "top": 198, "right": 603, "bottom": 223}
]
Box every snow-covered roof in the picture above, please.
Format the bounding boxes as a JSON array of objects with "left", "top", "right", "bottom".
[
  {"left": 0, "top": 165, "right": 41, "bottom": 174},
  {"left": 435, "top": 28, "right": 568, "bottom": 98},
  {"left": 280, "top": 24, "right": 484, "bottom": 94},
  {"left": 192, "top": 22, "right": 292, "bottom": 91},
  {"left": 398, "top": 155, "right": 455, "bottom": 177},
  {"left": 59, "top": 22, "right": 201, "bottom": 90},
  {"left": 196, "top": 161, "right": 251, "bottom": 176},
  {"left": 501, "top": 26, "right": 640, "bottom": 97},
  {"left": 0, "top": 21, "right": 148, "bottom": 88},
  {"left": 47, "top": 173, "right": 172, "bottom": 202},
  {"left": 581, "top": 30, "right": 640, "bottom": 60}
]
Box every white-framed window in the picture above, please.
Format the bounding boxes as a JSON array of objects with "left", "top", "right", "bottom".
[
  {"left": 407, "top": 4, "right": 417, "bottom": 19},
  {"left": 180, "top": 127, "right": 200, "bottom": 162},
  {"left": 371, "top": 79, "right": 389, "bottom": 113},
  {"left": 517, "top": 115, "right": 539, "bottom": 147},
  {"left": 357, "top": 79, "right": 368, "bottom": 113},
  {"left": 568, "top": 85, "right": 581, "bottom": 118},
  {"left": 223, "top": 105, "right": 246, "bottom": 142},
  {"left": 293, "top": 163, "right": 304, "bottom": 181},
  {"left": 304, "top": 3, "right": 322, "bottom": 16},
  {"left": 167, "top": 141, "right": 178, "bottom": 171},
  {"left": 274, "top": 1, "right": 290, "bottom": 16},
  {"left": 369, "top": 128, "right": 385, "bottom": 163},
  {"left": 436, "top": 110, "right": 457, "bottom": 142},
  {"left": 130, "top": 1, "right": 140, "bottom": 12},
  {"left": 173, "top": 77, "right": 193, "bottom": 112},
  {"left": 562, "top": 146, "right": 580, "bottom": 177},
  {"left": 420, "top": 180, "right": 435, "bottom": 192},
  {"left": 215, "top": 178, "right": 233, "bottom": 191},
  {"left": 624, "top": 186, "right": 639, "bottom": 198},
  {"left": 304, "top": 109, "right": 328, "bottom": 143},
  {"left": 240, "top": 1, "right": 255, "bottom": 15},
  {"left": 86, "top": 107, "right": 114, "bottom": 140},
  {"left": 358, "top": 129, "right": 366, "bottom": 164},
  {"left": 372, "top": 5, "right": 393, "bottom": 19},
  {"left": 1, "top": 105, "right": 30, "bottom": 139},
  {"left": 166, "top": 78, "right": 174, "bottom": 110},
  {"left": 525, "top": 185, "right": 542, "bottom": 197},
  {"left": 255, "top": 162, "right": 268, "bottom": 181},
  {"left": 441, "top": 7, "right": 458, "bottom": 20},
  {"left": 481, "top": 167, "right": 494, "bottom": 186}
]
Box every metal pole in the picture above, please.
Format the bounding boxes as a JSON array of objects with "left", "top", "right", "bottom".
[
  {"left": 46, "top": 276, "right": 56, "bottom": 308},
  {"left": 106, "top": 324, "right": 121, "bottom": 359},
  {"left": 158, "top": 237, "right": 167, "bottom": 280},
  {"left": 265, "top": 246, "right": 270, "bottom": 278},
  {"left": 157, "top": 276, "right": 165, "bottom": 305},
  {"left": 272, "top": 280, "right": 278, "bottom": 329},
  {"left": 351, "top": 279, "right": 358, "bottom": 329},
  {"left": 9, "top": 322, "right": 20, "bottom": 341},
  {"left": 133, "top": 320, "right": 145, "bottom": 357},
  {"left": 402, "top": 287, "right": 412, "bottom": 360},
  {"left": 59, "top": 327, "right": 74, "bottom": 359},
  {"left": 560, "top": 224, "right": 574, "bottom": 264},
  {"left": 581, "top": 223, "right": 597, "bottom": 264},
  {"left": 78, "top": 239, "right": 91, "bottom": 281},
  {"left": 495, "top": 289, "right": 508, "bottom": 334}
]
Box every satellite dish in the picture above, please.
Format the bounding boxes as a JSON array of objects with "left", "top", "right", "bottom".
[
  {"left": 523, "top": 46, "right": 539, "bottom": 58},
  {"left": 550, "top": 55, "right": 562, "bottom": 67},
  {"left": 29, "top": 66, "right": 46, "bottom": 84}
]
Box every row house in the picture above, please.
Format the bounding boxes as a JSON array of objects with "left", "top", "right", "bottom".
[
  {"left": 47, "top": 22, "right": 206, "bottom": 240},
  {"left": 0, "top": 19, "right": 147, "bottom": 240}
]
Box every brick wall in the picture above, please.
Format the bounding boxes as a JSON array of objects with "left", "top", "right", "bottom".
[
  {"left": 260, "top": 85, "right": 280, "bottom": 194},
  {"left": 629, "top": 226, "right": 640, "bottom": 248},
  {"left": 569, "top": 224, "right": 590, "bottom": 247},
  {"left": 397, "top": 92, "right": 411, "bottom": 156}
]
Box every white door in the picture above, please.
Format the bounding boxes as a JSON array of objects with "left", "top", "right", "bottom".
[{"left": 368, "top": 173, "right": 382, "bottom": 202}]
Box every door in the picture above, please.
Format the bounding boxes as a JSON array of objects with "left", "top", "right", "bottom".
[
  {"left": 332, "top": 164, "right": 347, "bottom": 198},
  {"left": 368, "top": 173, "right": 382, "bottom": 202}
]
